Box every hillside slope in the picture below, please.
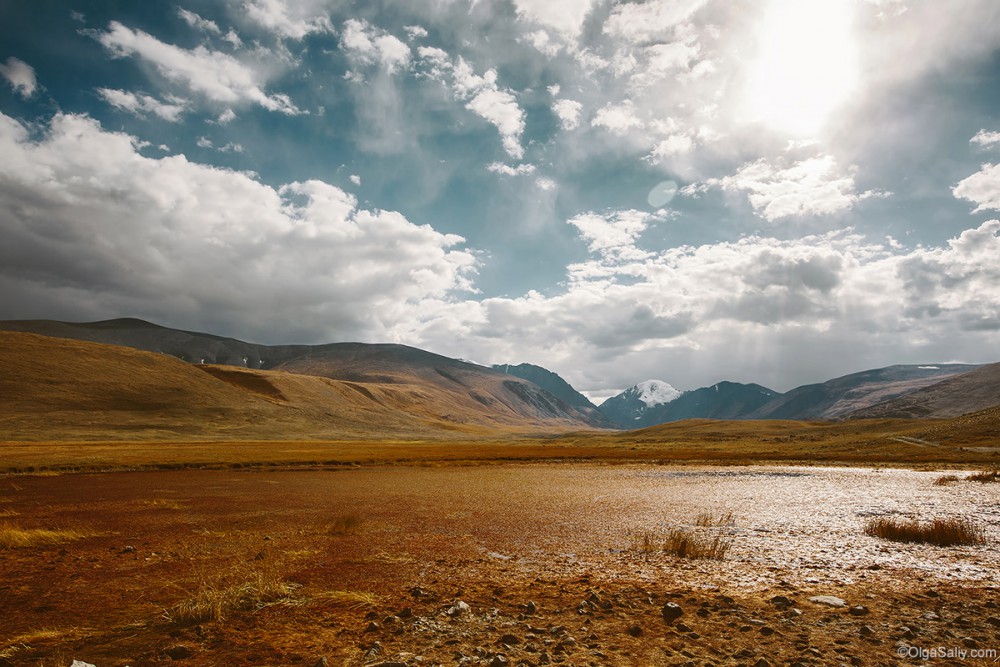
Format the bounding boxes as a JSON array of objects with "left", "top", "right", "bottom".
[
  {"left": 749, "top": 364, "right": 979, "bottom": 420},
  {"left": 849, "top": 362, "right": 1000, "bottom": 419},
  {"left": 0, "top": 332, "right": 601, "bottom": 441}
]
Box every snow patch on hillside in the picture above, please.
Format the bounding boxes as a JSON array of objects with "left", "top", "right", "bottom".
[{"left": 635, "top": 380, "right": 682, "bottom": 407}]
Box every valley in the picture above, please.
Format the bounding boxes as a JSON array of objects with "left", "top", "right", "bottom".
[{"left": 1, "top": 320, "right": 998, "bottom": 666}]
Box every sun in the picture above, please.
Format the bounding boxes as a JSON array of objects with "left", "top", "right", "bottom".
[{"left": 741, "top": 0, "right": 859, "bottom": 137}]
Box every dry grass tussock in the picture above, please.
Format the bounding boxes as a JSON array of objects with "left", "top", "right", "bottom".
[
  {"left": 310, "top": 590, "right": 380, "bottom": 610},
  {"left": 864, "top": 516, "right": 986, "bottom": 546},
  {"left": 327, "top": 513, "right": 362, "bottom": 536},
  {"left": 142, "top": 498, "right": 186, "bottom": 510},
  {"left": 0, "top": 627, "right": 90, "bottom": 661},
  {"left": 0, "top": 522, "right": 93, "bottom": 549},
  {"left": 966, "top": 470, "right": 1000, "bottom": 483},
  {"left": 632, "top": 511, "right": 735, "bottom": 560},
  {"left": 662, "top": 528, "right": 733, "bottom": 559},
  {"left": 933, "top": 474, "right": 961, "bottom": 486},
  {"left": 164, "top": 568, "right": 301, "bottom": 625}
]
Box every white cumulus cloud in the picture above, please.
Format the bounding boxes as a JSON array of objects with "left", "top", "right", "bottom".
[
  {"left": 0, "top": 57, "right": 37, "bottom": 98},
  {"left": 953, "top": 163, "right": 1000, "bottom": 212},
  {"left": 95, "top": 21, "right": 301, "bottom": 114},
  {"left": 0, "top": 112, "right": 476, "bottom": 342},
  {"left": 241, "top": 0, "right": 334, "bottom": 39},
  {"left": 705, "top": 155, "right": 885, "bottom": 222},
  {"left": 340, "top": 19, "right": 411, "bottom": 74},
  {"left": 97, "top": 88, "right": 189, "bottom": 122},
  {"left": 552, "top": 98, "right": 583, "bottom": 131}
]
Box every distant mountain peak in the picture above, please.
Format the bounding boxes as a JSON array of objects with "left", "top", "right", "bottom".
[{"left": 632, "top": 379, "right": 683, "bottom": 407}]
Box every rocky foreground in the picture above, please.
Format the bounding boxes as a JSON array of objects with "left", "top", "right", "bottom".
[{"left": 133, "top": 577, "right": 1000, "bottom": 667}]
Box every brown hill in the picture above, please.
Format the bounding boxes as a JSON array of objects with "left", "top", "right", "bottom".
[
  {"left": 849, "top": 362, "right": 1000, "bottom": 419},
  {"left": 0, "top": 318, "right": 607, "bottom": 429},
  {"left": 0, "top": 332, "right": 600, "bottom": 442}
]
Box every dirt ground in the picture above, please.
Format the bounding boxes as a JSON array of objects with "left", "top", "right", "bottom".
[{"left": 1, "top": 464, "right": 998, "bottom": 667}]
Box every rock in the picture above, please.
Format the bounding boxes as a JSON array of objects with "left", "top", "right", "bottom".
[
  {"left": 410, "top": 586, "right": 432, "bottom": 599},
  {"left": 769, "top": 595, "right": 794, "bottom": 608},
  {"left": 398, "top": 607, "right": 413, "bottom": 618},
  {"left": 849, "top": 657, "right": 863, "bottom": 666},
  {"left": 70, "top": 662, "right": 96, "bottom": 667},
  {"left": 923, "top": 612, "right": 940, "bottom": 621},
  {"left": 662, "top": 602, "right": 684, "bottom": 624},
  {"left": 759, "top": 626, "right": 775, "bottom": 636},
  {"left": 808, "top": 595, "right": 847, "bottom": 608},
  {"left": 754, "top": 659, "right": 771, "bottom": 667},
  {"left": 371, "top": 662, "right": 407, "bottom": 667},
  {"left": 962, "top": 637, "right": 978, "bottom": 648},
  {"left": 859, "top": 625, "right": 874, "bottom": 637},
  {"left": 448, "top": 600, "right": 471, "bottom": 617},
  {"left": 849, "top": 606, "right": 869, "bottom": 616},
  {"left": 987, "top": 616, "right": 1000, "bottom": 628},
  {"left": 499, "top": 633, "right": 520, "bottom": 646},
  {"left": 525, "top": 600, "right": 537, "bottom": 615},
  {"left": 313, "top": 658, "right": 328, "bottom": 667},
  {"left": 165, "top": 645, "right": 193, "bottom": 660},
  {"left": 121, "top": 545, "right": 136, "bottom": 554},
  {"left": 365, "top": 621, "right": 381, "bottom": 633},
  {"left": 490, "top": 654, "right": 509, "bottom": 666},
  {"left": 675, "top": 623, "right": 693, "bottom": 633},
  {"left": 626, "top": 624, "right": 643, "bottom": 637},
  {"left": 538, "top": 652, "right": 551, "bottom": 665}
]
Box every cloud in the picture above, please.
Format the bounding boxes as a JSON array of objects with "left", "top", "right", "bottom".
[
  {"left": 406, "top": 217, "right": 1000, "bottom": 394},
  {"left": 953, "top": 163, "right": 1000, "bottom": 212},
  {"left": 648, "top": 134, "right": 693, "bottom": 160},
  {"left": 552, "top": 98, "right": 582, "bottom": 130},
  {"left": 340, "top": 19, "right": 411, "bottom": 74},
  {"left": 591, "top": 100, "right": 644, "bottom": 135},
  {"left": 0, "top": 112, "right": 476, "bottom": 342},
  {"left": 971, "top": 130, "right": 1000, "bottom": 149},
  {"left": 217, "top": 108, "right": 237, "bottom": 124},
  {"left": 177, "top": 8, "right": 221, "bottom": 35},
  {"left": 698, "top": 155, "right": 886, "bottom": 222},
  {"left": 567, "top": 209, "right": 652, "bottom": 257},
  {"left": 197, "top": 136, "right": 244, "bottom": 153},
  {"left": 0, "top": 57, "right": 37, "bottom": 98},
  {"left": 603, "top": 0, "right": 708, "bottom": 44},
  {"left": 417, "top": 50, "right": 526, "bottom": 160},
  {"left": 487, "top": 162, "right": 536, "bottom": 176},
  {"left": 241, "top": 0, "right": 334, "bottom": 39},
  {"left": 95, "top": 21, "right": 301, "bottom": 114},
  {"left": 512, "top": 0, "right": 598, "bottom": 41},
  {"left": 97, "top": 88, "right": 188, "bottom": 122},
  {"left": 404, "top": 25, "right": 428, "bottom": 40}
]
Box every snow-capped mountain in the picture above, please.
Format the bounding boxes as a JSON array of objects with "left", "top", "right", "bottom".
[
  {"left": 598, "top": 380, "right": 780, "bottom": 428},
  {"left": 597, "top": 379, "right": 684, "bottom": 426}
]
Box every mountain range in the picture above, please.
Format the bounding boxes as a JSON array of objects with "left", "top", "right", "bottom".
[
  {"left": 0, "top": 320, "right": 605, "bottom": 441},
  {"left": 1, "top": 318, "right": 997, "bottom": 435}
]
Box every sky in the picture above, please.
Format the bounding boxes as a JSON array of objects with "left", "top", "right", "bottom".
[{"left": 1, "top": 0, "right": 1000, "bottom": 401}]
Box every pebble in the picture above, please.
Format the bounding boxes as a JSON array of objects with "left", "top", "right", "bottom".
[
  {"left": 626, "top": 624, "right": 643, "bottom": 637},
  {"left": 662, "top": 602, "right": 684, "bottom": 624},
  {"left": 525, "top": 600, "right": 537, "bottom": 615},
  {"left": 448, "top": 600, "right": 471, "bottom": 617},
  {"left": 809, "top": 595, "right": 847, "bottom": 608},
  {"left": 848, "top": 606, "right": 869, "bottom": 616},
  {"left": 165, "top": 645, "right": 192, "bottom": 660}
]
